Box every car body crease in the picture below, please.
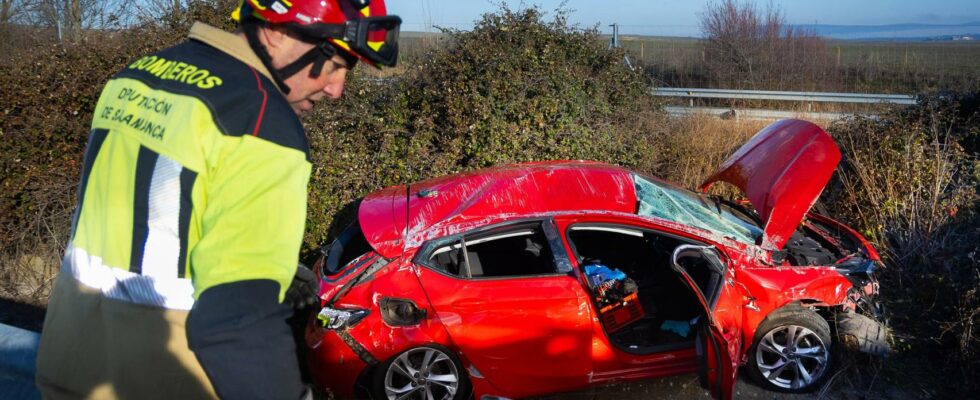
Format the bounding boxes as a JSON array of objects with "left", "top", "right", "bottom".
[
  {"left": 328, "top": 256, "right": 390, "bottom": 306},
  {"left": 337, "top": 329, "right": 379, "bottom": 366}
]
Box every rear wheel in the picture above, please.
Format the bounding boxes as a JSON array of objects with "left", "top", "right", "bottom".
[
  {"left": 371, "top": 345, "right": 470, "bottom": 400},
  {"left": 748, "top": 305, "right": 833, "bottom": 393}
]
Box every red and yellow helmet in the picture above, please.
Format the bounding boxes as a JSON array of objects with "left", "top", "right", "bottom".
[{"left": 234, "top": 0, "right": 400, "bottom": 68}]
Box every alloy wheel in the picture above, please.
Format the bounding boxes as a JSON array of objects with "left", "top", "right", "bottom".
[
  {"left": 383, "top": 347, "right": 460, "bottom": 400},
  {"left": 754, "top": 324, "right": 830, "bottom": 390}
]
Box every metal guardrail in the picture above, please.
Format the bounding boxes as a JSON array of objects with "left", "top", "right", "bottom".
[
  {"left": 652, "top": 87, "right": 916, "bottom": 121},
  {"left": 651, "top": 87, "right": 917, "bottom": 105},
  {"left": 664, "top": 106, "right": 849, "bottom": 121}
]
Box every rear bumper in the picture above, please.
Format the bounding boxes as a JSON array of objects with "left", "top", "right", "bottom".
[{"left": 305, "top": 324, "right": 369, "bottom": 399}]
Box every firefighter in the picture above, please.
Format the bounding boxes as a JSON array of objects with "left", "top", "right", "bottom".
[{"left": 34, "top": 1, "right": 399, "bottom": 398}]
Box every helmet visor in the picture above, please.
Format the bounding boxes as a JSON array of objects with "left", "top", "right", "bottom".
[
  {"left": 296, "top": 15, "right": 402, "bottom": 68},
  {"left": 351, "top": 16, "right": 401, "bottom": 67}
]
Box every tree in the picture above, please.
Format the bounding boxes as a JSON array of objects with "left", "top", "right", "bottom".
[
  {"left": 1, "top": 0, "right": 30, "bottom": 25},
  {"left": 6, "top": 0, "right": 125, "bottom": 40},
  {"left": 0, "top": 0, "right": 32, "bottom": 44},
  {"left": 700, "top": 0, "right": 835, "bottom": 90},
  {"left": 134, "top": 0, "right": 186, "bottom": 22}
]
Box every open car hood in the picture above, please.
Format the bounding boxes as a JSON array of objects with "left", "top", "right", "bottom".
[{"left": 701, "top": 119, "right": 841, "bottom": 251}]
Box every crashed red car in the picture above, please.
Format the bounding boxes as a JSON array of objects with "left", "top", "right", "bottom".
[{"left": 303, "top": 119, "right": 889, "bottom": 400}]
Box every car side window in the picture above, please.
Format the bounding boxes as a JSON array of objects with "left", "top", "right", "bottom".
[{"left": 427, "top": 223, "right": 557, "bottom": 278}]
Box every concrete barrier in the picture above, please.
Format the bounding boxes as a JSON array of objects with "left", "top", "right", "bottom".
[{"left": 0, "top": 323, "right": 41, "bottom": 399}]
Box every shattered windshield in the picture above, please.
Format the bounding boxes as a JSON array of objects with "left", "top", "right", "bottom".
[{"left": 634, "top": 174, "right": 762, "bottom": 245}]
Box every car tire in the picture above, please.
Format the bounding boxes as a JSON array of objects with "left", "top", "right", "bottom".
[
  {"left": 371, "top": 345, "right": 471, "bottom": 400},
  {"left": 747, "top": 305, "right": 834, "bottom": 393}
]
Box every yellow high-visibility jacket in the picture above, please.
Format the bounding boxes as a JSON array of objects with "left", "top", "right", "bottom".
[{"left": 66, "top": 23, "right": 310, "bottom": 310}]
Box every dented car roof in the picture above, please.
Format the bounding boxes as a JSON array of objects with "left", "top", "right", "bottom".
[{"left": 358, "top": 161, "right": 638, "bottom": 258}]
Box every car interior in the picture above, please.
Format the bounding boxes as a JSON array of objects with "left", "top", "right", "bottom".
[
  {"left": 322, "top": 221, "right": 374, "bottom": 277},
  {"left": 427, "top": 223, "right": 557, "bottom": 278},
  {"left": 423, "top": 221, "right": 721, "bottom": 354},
  {"left": 567, "top": 225, "right": 718, "bottom": 354}
]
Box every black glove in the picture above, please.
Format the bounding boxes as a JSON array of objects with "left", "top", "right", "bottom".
[{"left": 284, "top": 263, "right": 319, "bottom": 309}]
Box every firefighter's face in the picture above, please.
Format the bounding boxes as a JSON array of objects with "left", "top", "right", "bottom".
[
  {"left": 265, "top": 28, "right": 350, "bottom": 114},
  {"left": 282, "top": 52, "right": 350, "bottom": 115}
]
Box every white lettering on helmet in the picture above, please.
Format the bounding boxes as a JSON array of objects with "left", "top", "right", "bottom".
[{"left": 271, "top": 1, "right": 288, "bottom": 14}]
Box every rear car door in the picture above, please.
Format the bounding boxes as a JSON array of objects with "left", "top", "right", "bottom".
[
  {"left": 413, "top": 219, "right": 594, "bottom": 398},
  {"left": 670, "top": 245, "right": 744, "bottom": 400}
]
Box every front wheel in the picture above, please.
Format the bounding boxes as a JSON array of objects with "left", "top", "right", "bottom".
[
  {"left": 747, "top": 305, "right": 834, "bottom": 393},
  {"left": 371, "top": 345, "right": 470, "bottom": 400}
]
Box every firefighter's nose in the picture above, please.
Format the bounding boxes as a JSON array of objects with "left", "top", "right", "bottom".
[{"left": 323, "top": 80, "right": 345, "bottom": 100}]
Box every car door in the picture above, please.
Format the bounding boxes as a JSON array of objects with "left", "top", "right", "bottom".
[
  {"left": 671, "top": 244, "right": 744, "bottom": 400},
  {"left": 413, "top": 219, "right": 594, "bottom": 398}
]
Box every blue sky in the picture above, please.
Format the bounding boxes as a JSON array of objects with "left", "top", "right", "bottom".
[{"left": 391, "top": 0, "right": 980, "bottom": 36}]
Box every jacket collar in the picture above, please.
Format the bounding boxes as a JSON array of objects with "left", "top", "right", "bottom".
[{"left": 188, "top": 22, "right": 284, "bottom": 95}]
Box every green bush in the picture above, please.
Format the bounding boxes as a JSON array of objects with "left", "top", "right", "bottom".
[
  {"left": 300, "top": 6, "right": 666, "bottom": 251},
  {"left": 0, "top": 0, "right": 237, "bottom": 300},
  {"left": 0, "top": 4, "right": 666, "bottom": 296}
]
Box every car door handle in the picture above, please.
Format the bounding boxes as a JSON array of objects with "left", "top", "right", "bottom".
[{"left": 451, "top": 298, "right": 487, "bottom": 309}]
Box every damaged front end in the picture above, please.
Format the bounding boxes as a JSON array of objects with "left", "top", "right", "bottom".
[
  {"left": 836, "top": 310, "right": 892, "bottom": 357},
  {"left": 786, "top": 219, "right": 892, "bottom": 357},
  {"left": 730, "top": 206, "right": 892, "bottom": 359},
  {"left": 784, "top": 220, "right": 893, "bottom": 358},
  {"left": 836, "top": 257, "right": 883, "bottom": 316},
  {"left": 833, "top": 257, "right": 892, "bottom": 358}
]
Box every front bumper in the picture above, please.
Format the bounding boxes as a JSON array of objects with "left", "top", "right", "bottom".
[{"left": 835, "top": 257, "right": 884, "bottom": 315}]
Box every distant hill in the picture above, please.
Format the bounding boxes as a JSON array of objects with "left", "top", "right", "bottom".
[
  {"left": 400, "top": 31, "right": 446, "bottom": 39},
  {"left": 406, "top": 21, "right": 980, "bottom": 42},
  {"left": 792, "top": 22, "right": 980, "bottom": 41}
]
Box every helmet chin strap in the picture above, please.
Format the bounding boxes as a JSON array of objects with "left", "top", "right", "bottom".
[
  {"left": 279, "top": 43, "right": 333, "bottom": 80},
  {"left": 243, "top": 21, "right": 336, "bottom": 94}
]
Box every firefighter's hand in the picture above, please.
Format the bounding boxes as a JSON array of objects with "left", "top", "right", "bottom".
[{"left": 285, "top": 263, "right": 319, "bottom": 309}]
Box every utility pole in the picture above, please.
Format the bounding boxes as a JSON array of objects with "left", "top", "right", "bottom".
[
  {"left": 609, "top": 23, "right": 620, "bottom": 49},
  {"left": 609, "top": 23, "right": 633, "bottom": 70}
]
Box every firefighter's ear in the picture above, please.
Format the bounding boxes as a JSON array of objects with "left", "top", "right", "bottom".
[{"left": 259, "top": 25, "right": 291, "bottom": 55}]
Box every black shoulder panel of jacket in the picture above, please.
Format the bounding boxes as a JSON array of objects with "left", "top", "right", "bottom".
[{"left": 115, "top": 39, "right": 309, "bottom": 159}]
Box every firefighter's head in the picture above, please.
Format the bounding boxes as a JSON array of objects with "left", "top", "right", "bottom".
[{"left": 234, "top": 0, "right": 400, "bottom": 113}]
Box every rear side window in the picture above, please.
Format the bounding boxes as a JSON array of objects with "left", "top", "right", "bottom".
[
  {"left": 323, "top": 221, "right": 374, "bottom": 276},
  {"left": 426, "top": 223, "right": 556, "bottom": 278}
]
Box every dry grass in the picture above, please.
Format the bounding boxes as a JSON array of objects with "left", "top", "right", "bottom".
[
  {"left": 0, "top": 174, "right": 75, "bottom": 304},
  {"left": 656, "top": 114, "right": 769, "bottom": 190}
]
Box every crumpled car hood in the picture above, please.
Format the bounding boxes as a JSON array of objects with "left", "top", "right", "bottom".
[{"left": 701, "top": 119, "right": 841, "bottom": 251}]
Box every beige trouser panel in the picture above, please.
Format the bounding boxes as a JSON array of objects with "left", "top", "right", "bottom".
[{"left": 36, "top": 273, "right": 218, "bottom": 400}]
